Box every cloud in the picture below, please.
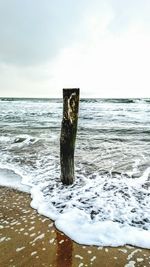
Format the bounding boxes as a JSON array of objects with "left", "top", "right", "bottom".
[
  {"left": 48, "top": 0, "right": 150, "bottom": 97},
  {"left": 0, "top": 62, "right": 58, "bottom": 97},
  {"left": 48, "top": 36, "right": 150, "bottom": 98},
  {"left": 0, "top": 0, "right": 150, "bottom": 97},
  {"left": 48, "top": 1, "right": 150, "bottom": 97},
  {"left": 0, "top": 0, "right": 90, "bottom": 66}
]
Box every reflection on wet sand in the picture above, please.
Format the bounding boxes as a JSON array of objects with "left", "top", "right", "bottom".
[
  {"left": 1, "top": 187, "right": 150, "bottom": 267},
  {"left": 56, "top": 230, "right": 73, "bottom": 267}
]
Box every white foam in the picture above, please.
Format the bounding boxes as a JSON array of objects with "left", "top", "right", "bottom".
[
  {"left": 0, "top": 168, "right": 30, "bottom": 193},
  {"left": 16, "top": 247, "right": 25, "bottom": 252},
  {"left": 32, "top": 233, "right": 45, "bottom": 242},
  {"left": 2, "top": 166, "right": 149, "bottom": 249},
  {"left": 55, "top": 209, "right": 150, "bottom": 248},
  {"left": 1, "top": 98, "right": 150, "bottom": 249},
  {"left": 0, "top": 136, "right": 11, "bottom": 142},
  {"left": 124, "top": 261, "right": 136, "bottom": 267},
  {"left": 28, "top": 167, "right": 150, "bottom": 249}
]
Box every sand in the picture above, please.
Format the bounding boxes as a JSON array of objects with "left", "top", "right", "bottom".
[{"left": 0, "top": 186, "right": 150, "bottom": 267}]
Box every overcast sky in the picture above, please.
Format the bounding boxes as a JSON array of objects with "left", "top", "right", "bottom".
[{"left": 0, "top": 0, "right": 150, "bottom": 98}]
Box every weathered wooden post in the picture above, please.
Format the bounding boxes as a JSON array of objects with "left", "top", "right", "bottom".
[{"left": 60, "top": 88, "right": 80, "bottom": 185}]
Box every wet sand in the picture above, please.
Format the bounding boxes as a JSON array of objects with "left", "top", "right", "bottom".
[{"left": 0, "top": 186, "right": 150, "bottom": 267}]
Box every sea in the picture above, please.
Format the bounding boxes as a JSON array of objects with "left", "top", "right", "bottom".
[{"left": 0, "top": 97, "right": 150, "bottom": 248}]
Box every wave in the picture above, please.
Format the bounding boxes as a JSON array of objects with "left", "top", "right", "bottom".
[
  {"left": 0, "top": 98, "right": 150, "bottom": 249},
  {"left": 0, "top": 168, "right": 30, "bottom": 193},
  {"left": 30, "top": 166, "right": 150, "bottom": 248},
  {"left": 1, "top": 162, "right": 150, "bottom": 249}
]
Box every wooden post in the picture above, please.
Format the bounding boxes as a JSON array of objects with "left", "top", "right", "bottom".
[{"left": 60, "top": 88, "right": 80, "bottom": 185}]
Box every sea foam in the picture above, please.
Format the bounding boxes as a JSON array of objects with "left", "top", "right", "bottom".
[
  {"left": 0, "top": 98, "right": 150, "bottom": 249},
  {"left": 29, "top": 166, "right": 150, "bottom": 249},
  {"left": 0, "top": 163, "right": 150, "bottom": 248},
  {"left": 0, "top": 168, "right": 30, "bottom": 193}
]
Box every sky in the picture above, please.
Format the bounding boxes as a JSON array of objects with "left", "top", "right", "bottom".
[{"left": 0, "top": 0, "right": 150, "bottom": 98}]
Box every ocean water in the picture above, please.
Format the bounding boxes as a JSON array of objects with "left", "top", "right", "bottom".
[{"left": 0, "top": 97, "right": 150, "bottom": 248}]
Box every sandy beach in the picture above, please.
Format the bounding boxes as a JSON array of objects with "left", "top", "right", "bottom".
[{"left": 1, "top": 186, "right": 150, "bottom": 267}]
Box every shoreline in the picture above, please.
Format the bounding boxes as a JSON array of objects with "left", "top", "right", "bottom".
[{"left": 0, "top": 186, "right": 150, "bottom": 267}]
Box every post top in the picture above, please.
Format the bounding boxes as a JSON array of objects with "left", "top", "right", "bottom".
[
  {"left": 63, "top": 88, "right": 79, "bottom": 91},
  {"left": 63, "top": 88, "right": 80, "bottom": 97}
]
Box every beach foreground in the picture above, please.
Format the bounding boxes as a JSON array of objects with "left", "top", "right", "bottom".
[{"left": 0, "top": 186, "right": 150, "bottom": 267}]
